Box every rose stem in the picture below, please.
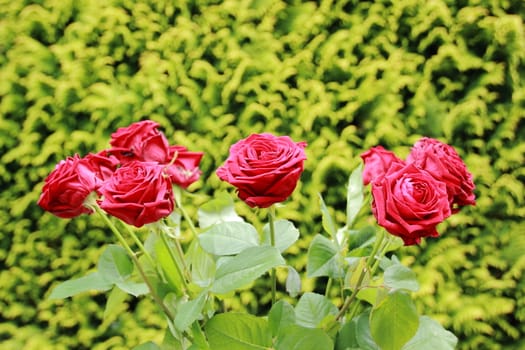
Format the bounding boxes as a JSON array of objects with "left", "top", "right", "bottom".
[
  {"left": 172, "top": 187, "right": 196, "bottom": 279},
  {"left": 122, "top": 223, "right": 156, "bottom": 267},
  {"left": 335, "top": 229, "right": 387, "bottom": 321},
  {"left": 173, "top": 186, "right": 199, "bottom": 240},
  {"left": 325, "top": 278, "right": 333, "bottom": 297},
  {"left": 345, "top": 231, "right": 392, "bottom": 322},
  {"left": 91, "top": 205, "right": 175, "bottom": 321},
  {"left": 269, "top": 205, "right": 278, "bottom": 305},
  {"left": 158, "top": 227, "right": 190, "bottom": 293},
  {"left": 370, "top": 234, "right": 393, "bottom": 276}
]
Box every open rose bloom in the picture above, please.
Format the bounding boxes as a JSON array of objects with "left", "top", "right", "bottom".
[
  {"left": 362, "top": 137, "right": 476, "bottom": 245},
  {"left": 98, "top": 161, "right": 174, "bottom": 227},
  {"left": 216, "top": 133, "right": 307, "bottom": 208},
  {"left": 109, "top": 121, "right": 204, "bottom": 189},
  {"left": 37, "top": 155, "right": 99, "bottom": 218},
  {"left": 38, "top": 120, "right": 204, "bottom": 227},
  {"left": 407, "top": 137, "right": 476, "bottom": 212}
]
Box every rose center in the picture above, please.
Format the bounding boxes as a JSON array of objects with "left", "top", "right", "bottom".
[{"left": 402, "top": 179, "right": 428, "bottom": 203}]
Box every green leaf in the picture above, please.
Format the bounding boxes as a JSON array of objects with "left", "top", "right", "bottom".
[
  {"left": 346, "top": 163, "right": 364, "bottom": 228},
  {"left": 357, "top": 285, "right": 388, "bottom": 306},
  {"left": 384, "top": 264, "right": 419, "bottom": 292},
  {"left": 370, "top": 290, "right": 419, "bottom": 350},
  {"left": 285, "top": 266, "right": 301, "bottom": 297},
  {"left": 164, "top": 211, "right": 182, "bottom": 238},
  {"left": 268, "top": 300, "right": 296, "bottom": 337},
  {"left": 187, "top": 240, "right": 216, "bottom": 288},
  {"left": 132, "top": 341, "right": 161, "bottom": 350},
  {"left": 275, "top": 325, "right": 333, "bottom": 350},
  {"left": 344, "top": 257, "right": 370, "bottom": 290},
  {"left": 205, "top": 313, "right": 272, "bottom": 350},
  {"left": 199, "top": 221, "right": 259, "bottom": 256},
  {"left": 98, "top": 244, "right": 134, "bottom": 284},
  {"left": 306, "top": 234, "right": 344, "bottom": 278},
  {"left": 103, "top": 287, "right": 128, "bottom": 322},
  {"left": 190, "top": 321, "right": 210, "bottom": 350},
  {"left": 198, "top": 191, "right": 244, "bottom": 229},
  {"left": 335, "top": 319, "right": 360, "bottom": 350},
  {"left": 174, "top": 291, "right": 208, "bottom": 332},
  {"left": 262, "top": 219, "right": 300, "bottom": 253},
  {"left": 116, "top": 280, "right": 149, "bottom": 297},
  {"left": 384, "top": 236, "right": 404, "bottom": 253},
  {"left": 161, "top": 326, "right": 184, "bottom": 350},
  {"left": 295, "top": 292, "right": 338, "bottom": 328},
  {"left": 211, "top": 246, "right": 285, "bottom": 294},
  {"left": 48, "top": 272, "right": 113, "bottom": 299},
  {"left": 402, "top": 316, "right": 457, "bottom": 350},
  {"left": 348, "top": 226, "right": 376, "bottom": 252},
  {"left": 355, "top": 312, "right": 380, "bottom": 350},
  {"left": 154, "top": 234, "right": 184, "bottom": 296},
  {"left": 319, "top": 194, "right": 337, "bottom": 238}
]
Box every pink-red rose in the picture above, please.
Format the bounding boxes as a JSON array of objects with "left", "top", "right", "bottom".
[
  {"left": 371, "top": 163, "right": 452, "bottom": 245},
  {"left": 216, "top": 133, "right": 307, "bottom": 208},
  {"left": 83, "top": 151, "right": 119, "bottom": 189},
  {"left": 110, "top": 120, "right": 161, "bottom": 156},
  {"left": 37, "top": 155, "right": 98, "bottom": 218},
  {"left": 166, "top": 145, "right": 204, "bottom": 189},
  {"left": 98, "top": 161, "right": 174, "bottom": 227},
  {"left": 407, "top": 137, "right": 476, "bottom": 212},
  {"left": 109, "top": 120, "right": 204, "bottom": 188},
  {"left": 361, "top": 146, "right": 405, "bottom": 185},
  {"left": 109, "top": 120, "right": 170, "bottom": 163}
]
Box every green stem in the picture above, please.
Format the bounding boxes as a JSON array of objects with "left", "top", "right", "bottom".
[
  {"left": 335, "top": 262, "right": 368, "bottom": 321},
  {"left": 325, "top": 278, "right": 333, "bottom": 297},
  {"left": 122, "top": 223, "right": 156, "bottom": 267},
  {"left": 130, "top": 247, "right": 175, "bottom": 321},
  {"left": 365, "top": 229, "right": 386, "bottom": 269},
  {"left": 92, "top": 205, "right": 175, "bottom": 321},
  {"left": 170, "top": 187, "right": 195, "bottom": 284},
  {"left": 269, "top": 205, "right": 277, "bottom": 305},
  {"left": 347, "top": 301, "right": 362, "bottom": 322},
  {"left": 173, "top": 186, "right": 199, "bottom": 239},
  {"left": 335, "top": 230, "right": 387, "bottom": 321},
  {"left": 370, "top": 234, "right": 392, "bottom": 276},
  {"left": 159, "top": 229, "right": 190, "bottom": 293},
  {"left": 174, "top": 237, "right": 191, "bottom": 281},
  {"left": 92, "top": 205, "right": 137, "bottom": 262}
]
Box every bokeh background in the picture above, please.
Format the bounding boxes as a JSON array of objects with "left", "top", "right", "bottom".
[{"left": 1, "top": 0, "right": 524, "bottom": 349}]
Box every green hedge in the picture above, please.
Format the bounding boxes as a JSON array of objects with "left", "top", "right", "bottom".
[{"left": 1, "top": 0, "right": 524, "bottom": 349}]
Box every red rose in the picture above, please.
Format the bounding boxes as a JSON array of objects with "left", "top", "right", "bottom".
[
  {"left": 98, "top": 161, "right": 174, "bottom": 227},
  {"left": 216, "top": 133, "right": 307, "bottom": 208},
  {"left": 371, "top": 163, "right": 452, "bottom": 245},
  {"left": 84, "top": 151, "right": 119, "bottom": 189},
  {"left": 407, "top": 137, "right": 476, "bottom": 212},
  {"left": 37, "top": 155, "right": 97, "bottom": 218},
  {"left": 110, "top": 120, "right": 161, "bottom": 152},
  {"left": 361, "top": 146, "right": 405, "bottom": 185},
  {"left": 166, "top": 145, "right": 204, "bottom": 189},
  {"left": 108, "top": 121, "right": 204, "bottom": 188},
  {"left": 109, "top": 121, "right": 170, "bottom": 164}
]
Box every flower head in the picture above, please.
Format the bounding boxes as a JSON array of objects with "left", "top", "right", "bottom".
[
  {"left": 217, "top": 133, "right": 307, "bottom": 208},
  {"left": 37, "top": 155, "right": 98, "bottom": 218}
]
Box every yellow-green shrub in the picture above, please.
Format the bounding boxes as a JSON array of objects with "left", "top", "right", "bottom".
[{"left": 0, "top": 0, "right": 523, "bottom": 349}]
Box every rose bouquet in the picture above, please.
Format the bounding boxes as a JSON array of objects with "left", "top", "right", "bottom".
[{"left": 39, "top": 120, "right": 475, "bottom": 350}]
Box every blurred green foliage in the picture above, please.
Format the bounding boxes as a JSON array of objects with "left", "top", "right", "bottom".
[{"left": 0, "top": 0, "right": 523, "bottom": 349}]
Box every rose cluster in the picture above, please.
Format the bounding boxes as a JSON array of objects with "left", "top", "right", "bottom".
[
  {"left": 361, "top": 137, "right": 476, "bottom": 245},
  {"left": 38, "top": 121, "right": 473, "bottom": 247},
  {"left": 38, "top": 121, "right": 204, "bottom": 227},
  {"left": 38, "top": 122, "right": 309, "bottom": 227}
]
